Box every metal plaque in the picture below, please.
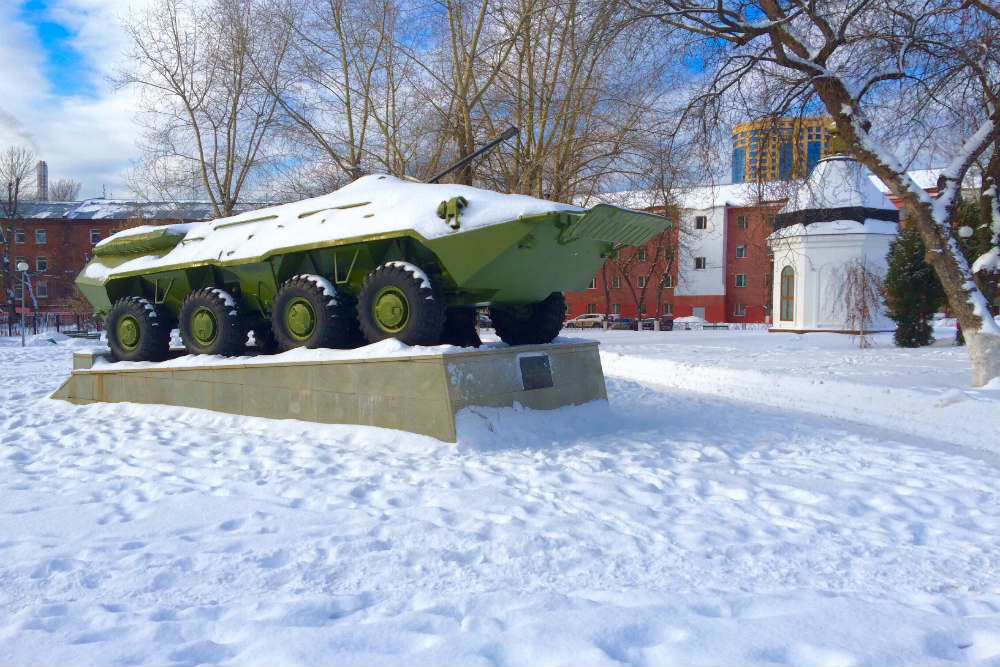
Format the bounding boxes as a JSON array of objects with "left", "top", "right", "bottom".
[{"left": 519, "top": 354, "right": 553, "bottom": 391}]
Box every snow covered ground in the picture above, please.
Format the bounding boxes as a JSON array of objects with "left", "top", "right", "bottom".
[{"left": 1, "top": 329, "right": 999, "bottom": 665}]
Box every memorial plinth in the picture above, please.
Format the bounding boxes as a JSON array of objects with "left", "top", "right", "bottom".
[{"left": 51, "top": 341, "right": 607, "bottom": 442}]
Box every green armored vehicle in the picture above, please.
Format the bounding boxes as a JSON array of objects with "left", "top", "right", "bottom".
[{"left": 77, "top": 175, "right": 666, "bottom": 361}]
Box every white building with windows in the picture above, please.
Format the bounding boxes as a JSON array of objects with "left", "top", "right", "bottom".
[
  {"left": 767, "top": 155, "right": 899, "bottom": 333},
  {"left": 675, "top": 203, "right": 727, "bottom": 315}
]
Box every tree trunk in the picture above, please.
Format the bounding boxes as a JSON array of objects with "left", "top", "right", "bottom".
[{"left": 967, "top": 331, "right": 1000, "bottom": 386}]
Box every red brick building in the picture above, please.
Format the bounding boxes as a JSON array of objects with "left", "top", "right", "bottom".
[
  {"left": 566, "top": 185, "right": 784, "bottom": 323},
  {"left": 565, "top": 169, "right": 951, "bottom": 324},
  {"left": 1, "top": 200, "right": 249, "bottom": 316}
]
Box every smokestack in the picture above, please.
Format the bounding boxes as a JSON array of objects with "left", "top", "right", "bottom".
[{"left": 36, "top": 160, "right": 48, "bottom": 201}]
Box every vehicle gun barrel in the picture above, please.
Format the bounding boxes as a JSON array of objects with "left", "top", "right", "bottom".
[{"left": 426, "top": 126, "right": 518, "bottom": 184}]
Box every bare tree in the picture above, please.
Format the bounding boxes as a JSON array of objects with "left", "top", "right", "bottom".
[
  {"left": 119, "top": 0, "right": 291, "bottom": 215},
  {"left": 248, "top": 0, "right": 683, "bottom": 201},
  {"left": 259, "top": 0, "right": 421, "bottom": 185},
  {"left": 838, "top": 257, "right": 884, "bottom": 348},
  {"left": 635, "top": 0, "right": 1000, "bottom": 386},
  {"left": 469, "top": 0, "right": 662, "bottom": 201},
  {"left": 48, "top": 178, "right": 81, "bottom": 201},
  {"left": 0, "top": 145, "right": 35, "bottom": 317},
  {"left": 0, "top": 146, "right": 34, "bottom": 219},
  {"left": 399, "top": 0, "right": 532, "bottom": 186},
  {"left": 603, "top": 234, "right": 674, "bottom": 327}
]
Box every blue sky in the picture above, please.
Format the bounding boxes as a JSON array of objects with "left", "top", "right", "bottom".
[
  {"left": 18, "top": 0, "right": 96, "bottom": 98},
  {"left": 0, "top": 0, "right": 139, "bottom": 199}
]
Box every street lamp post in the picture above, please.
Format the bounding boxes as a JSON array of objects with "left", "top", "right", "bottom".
[{"left": 16, "top": 261, "right": 27, "bottom": 347}]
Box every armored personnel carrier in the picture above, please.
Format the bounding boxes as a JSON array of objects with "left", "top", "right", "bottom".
[{"left": 77, "top": 175, "right": 667, "bottom": 361}]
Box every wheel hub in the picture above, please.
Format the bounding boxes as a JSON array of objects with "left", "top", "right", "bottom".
[
  {"left": 373, "top": 287, "right": 409, "bottom": 332},
  {"left": 117, "top": 315, "right": 140, "bottom": 350},
  {"left": 285, "top": 298, "right": 316, "bottom": 339},
  {"left": 190, "top": 307, "right": 218, "bottom": 345}
]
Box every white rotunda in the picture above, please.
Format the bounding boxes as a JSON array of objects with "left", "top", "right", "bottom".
[{"left": 767, "top": 154, "right": 899, "bottom": 333}]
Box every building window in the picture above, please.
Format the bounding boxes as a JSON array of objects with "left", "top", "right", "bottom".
[
  {"left": 662, "top": 274, "right": 673, "bottom": 288},
  {"left": 735, "top": 273, "right": 747, "bottom": 287},
  {"left": 637, "top": 276, "right": 647, "bottom": 288},
  {"left": 736, "top": 245, "right": 747, "bottom": 258},
  {"left": 780, "top": 266, "right": 795, "bottom": 321},
  {"left": 13, "top": 283, "right": 22, "bottom": 299},
  {"left": 15, "top": 255, "right": 26, "bottom": 268},
  {"left": 35, "top": 229, "right": 46, "bottom": 244},
  {"left": 611, "top": 304, "right": 621, "bottom": 314},
  {"left": 612, "top": 275, "right": 621, "bottom": 289},
  {"left": 90, "top": 229, "right": 102, "bottom": 244},
  {"left": 36, "top": 256, "right": 47, "bottom": 272},
  {"left": 733, "top": 303, "right": 746, "bottom": 317},
  {"left": 663, "top": 303, "right": 673, "bottom": 315},
  {"left": 586, "top": 303, "right": 597, "bottom": 314},
  {"left": 14, "top": 229, "right": 25, "bottom": 244},
  {"left": 637, "top": 248, "right": 647, "bottom": 262},
  {"left": 588, "top": 278, "right": 596, "bottom": 289},
  {"left": 766, "top": 214, "right": 777, "bottom": 227},
  {"left": 694, "top": 257, "right": 707, "bottom": 270},
  {"left": 36, "top": 281, "right": 48, "bottom": 298},
  {"left": 694, "top": 216, "right": 707, "bottom": 229},
  {"left": 737, "top": 215, "right": 748, "bottom": 229}
]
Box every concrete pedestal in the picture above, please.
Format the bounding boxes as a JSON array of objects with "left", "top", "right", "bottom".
[{"left": 51, "top": 342, "right": 607, "bottom": 442}]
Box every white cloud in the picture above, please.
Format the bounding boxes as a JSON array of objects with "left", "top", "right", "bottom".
[{"left": 0, "top": 0, "right": 154, "bottom": 200}]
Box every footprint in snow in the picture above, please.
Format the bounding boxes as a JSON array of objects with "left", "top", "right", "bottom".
[
  {"left": 37, "top": 604, "right": 68, "bottom": 617},
  {"left": 30, "top": 558, "right": 74, "bottom": 579},
  {"left": 168, "top": 640, "right": 235, "bottom": 666},
  {"left": 218, "top": 519, "right": 244, "bottom": 532},
  {"left": 257, "top": 550, "right": 289, "bottom": 569}
]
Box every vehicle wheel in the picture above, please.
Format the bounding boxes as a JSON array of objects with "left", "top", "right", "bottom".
[
  {"left": 271, "top": 274, "right": 362, "bottom": 351},
  {"left": 250, "top": 323, "right": 279, "bottom": 354},
  {"left": 106, "top": 296, "right": 171, "bottom": 362},
  {"left": 358, "top": 262, "right": 445, "bottom": 346},
  {"left": 179, "top": 288, "right": 245, "bottom": 356},
  {"left": 440, "top": 306, "right": 481, "bottom": 348},
  {"left": 490, "top": 292, "right": 565, "bottom": 346}
]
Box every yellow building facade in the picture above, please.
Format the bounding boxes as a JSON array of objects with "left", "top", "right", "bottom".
[{"left": 731, "top": 116, "right": 833, "bottom": 183}]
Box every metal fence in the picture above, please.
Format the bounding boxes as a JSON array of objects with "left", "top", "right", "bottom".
[
  {"left": 0, "top": 314, "right": 103, "bottom": 337},
  {"left": 670, "top": 322, "right": 770, "bottom": 332}
]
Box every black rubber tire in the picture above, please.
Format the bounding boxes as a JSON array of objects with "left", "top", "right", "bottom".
[
  {"left": 440, "top": 307, "right": 482, "bottom": 348},
  {"left": 250, "top": 323, "right": 279, "bottom": 354},
  {"left": 106, "top": 296, "right": 171, "bottom": 362},
  {"left": 358, "top": 263, "right": 445, "bottom": 346},
  {"left": 490, "top": 292, "right": 566, "bottom": 346},
  {"left": 271, "top": 275, "right": 362, "bottom": 351},
  {"left": 178, "top": 288, "right": 245, "bottom": 356}
]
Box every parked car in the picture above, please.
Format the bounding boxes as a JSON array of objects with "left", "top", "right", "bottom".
[
  {"left": 641, "top": 316, "right": 674, "bottom": 331},
  {"left": 477, "top": 312, "right": 493, "bottom": 329},
  {"left": 611, "top": 317, "right": 638, "bottom": 330},
  {"left": 564, "top": 314, "right": 606, "bottom": 328}
]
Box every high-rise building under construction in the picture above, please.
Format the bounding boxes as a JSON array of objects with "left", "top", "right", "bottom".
[{"left": 731, "top": 116, "right": 833, "bottom": 183}]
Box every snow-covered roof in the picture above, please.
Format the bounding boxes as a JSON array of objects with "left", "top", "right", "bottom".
[
  {"left": 12, "top": 199, "right": 262, "bottom": 221},
  {"left": 585, "top": 181, "right": 789, "bottom": 211},
  {"left": 590, "top": 164, "right": 960, "bottom": 214},
  {"left": 86, "top": 174, "right": 581, "bottom": 281},
  {"left": 780, "top": 156, "right": 895, "bottom": 214},
  {"left": 866, "top": 168, "right": 980, "bottom": 195}
]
